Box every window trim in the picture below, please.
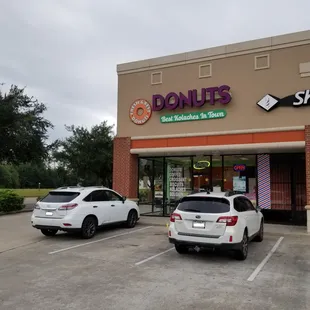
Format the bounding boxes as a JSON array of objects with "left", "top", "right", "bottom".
[
  {"left": 233, "top": 197, "right": 247, "bottom": 212},
  {"left": 235, "top": 196, "right": 256, "bottom": 212},
  {"left": 40, "top": 191, "right": 80, "bottom": 203},
  {"left": 104, "top": 190, "right": 124, "bottom": 202},
  {"left": 178, "top": 196, "right": 231, "bottom": 214},
  {"left": 241, "top": 196, "right": 256, "bottom": 211},
  {"left": 254, "top": 54, "right": 270, "bottom": 70},
  {"left": 151, "top": 71, "right": 162, "bottom": 85},
  {"left": 83, "top": 190, "right": 106, "bottom": 202},
  {"left": 199, "top": 63, "right": 212, "bottom": 78}
]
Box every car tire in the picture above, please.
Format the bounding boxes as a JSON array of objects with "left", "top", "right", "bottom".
[
  {"left": 41, "top": 229, "right": 58, "bottom": 237},
  {"left": 175, "top": 244, "right": 189, "bottom": 254},
  {"left": 234, "top": 231, "right": 248, "bottom": 261},
  {"left": 81, "top": 216, "right": 97, "bottom": 239},
  {"left": 126, "top": 210, "right": 138, "bottom": 228},
  {"left": 254, "top": 221, "right": 264, "bottom": 242}
]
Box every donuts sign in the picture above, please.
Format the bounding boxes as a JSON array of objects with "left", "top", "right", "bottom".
[{"left": 129, "top": 99, "right": 152, "bottom": 125}]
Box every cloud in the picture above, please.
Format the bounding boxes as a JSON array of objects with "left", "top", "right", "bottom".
[{"left": 0, "top": 0, "right": 309, "bottom": 141}]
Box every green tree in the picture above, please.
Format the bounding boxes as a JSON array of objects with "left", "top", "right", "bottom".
[
  {"left": 51, "top": 166, "right": 78, "bottom": 188},
  {"left": 53, "top": 121, "right": 114, "bottom": 187},
  {"left": 0, "top": 165, "right": 20, "bottom": 188},
  {"left": 17, "top": 163, "right": 42, "bottom": 188},
  {"left": 6, "top": 165, "right": 20, "bottom": 188},
  {"left": 0, "top": 165, "right": 12, "bottom": 188},
  {"left": 0, "top": 84, "right": 55, "bottom": 164}
]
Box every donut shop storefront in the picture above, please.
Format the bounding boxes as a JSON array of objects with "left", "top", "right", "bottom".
[{"left": 113, "top": 30, "right": 310, "bottom": 228}]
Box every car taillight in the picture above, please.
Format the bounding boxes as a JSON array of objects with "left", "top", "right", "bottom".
[
  {"left": 217, "top": 216, "right": 238, "bottom": 226},
  {"left": 170, "top": 213, "right": 182, "bottom": 222},
  {"left": 58, "top": 203, "right": 78, "bottom": 210},
  {"left": 34, "top": 204, "right": 40, "bottom": 209}
]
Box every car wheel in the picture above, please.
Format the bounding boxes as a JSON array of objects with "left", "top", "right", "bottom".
[
  {"left": 41, "top": 229, "right": 58, "bottom": 237},
  {"left": 255, "top": 221, "right": 264, "bottom": 242},
  {"left": 235, "top": 231, "right": 248, "bottom": 261},
  {"left": 126, "top": 210, "right": 138, "bottom": 228},
  {"left": 175, "top": 244, "right": 189, "bottom": 254},
  {"left": 81, "top": 216, "right": 97, "bottom": 239}
]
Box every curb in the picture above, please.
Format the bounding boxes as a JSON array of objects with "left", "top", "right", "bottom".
[
  {"left": 139, "top": 218, "right": 170, "bottom": 227},
  {"left": 139, "top": 222, "right": 168, "bottom": 227},
  {"left": 0, "top": 208, "right": 33, "bottom": 217}
]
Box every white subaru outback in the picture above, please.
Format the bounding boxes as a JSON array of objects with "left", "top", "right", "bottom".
[
  {"left": 31, "top": 186, "right": 140, "bottom": 239},
  {"left": 168, "top": 191, "right": 264, "bottom": 260}
]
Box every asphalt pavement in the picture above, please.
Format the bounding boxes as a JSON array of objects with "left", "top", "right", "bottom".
[{"left": 0, "top": 213, "right": 310, "bottom": 310}]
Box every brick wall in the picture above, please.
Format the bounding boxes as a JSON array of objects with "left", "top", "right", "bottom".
[
  {"left": 305, "top": 125, "right": 310, "bottom": 205},
  {"left": 113, "top": 137, "right": 138, "bottom": 199}
]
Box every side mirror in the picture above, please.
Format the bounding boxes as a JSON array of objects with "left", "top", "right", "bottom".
[
  {"left": 122, "top": 196, "right": 127, "bottom": 203},
  {"left": 256, "top": 206, "right": 261, "bottom": 212}
]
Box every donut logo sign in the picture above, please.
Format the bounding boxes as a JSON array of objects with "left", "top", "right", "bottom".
[{"left": 129, "top": 99, "right": 152, "bottom": 125}]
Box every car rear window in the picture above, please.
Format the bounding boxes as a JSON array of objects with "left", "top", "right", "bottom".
[
  {"left": 40, "top": 191, "right": 80, "bottom": 203},
  {"left": 177, "top": 196, "right": 230, "bottom": 214}
]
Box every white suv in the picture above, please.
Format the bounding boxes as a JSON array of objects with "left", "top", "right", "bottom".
[
  {"left": 31, "top": 186, "right": 140, "bottom": 239},
  {"left": 168, "top": 191, "right": 264, "bottom": 260}
]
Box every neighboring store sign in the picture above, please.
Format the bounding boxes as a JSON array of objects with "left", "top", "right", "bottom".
[
  {"left": 129, "top": 99, "right": 152, "bottom": 125},
  {"left": 257, "top": 90, "right": 310, "bottom": 112},
  {"left": 160, "top": 109, "right": 227, "bottom": 124},
  {"left": 153, "top": 85, "right": 232, "bottom": 111},
  {"left": 233, "top": 164, "right": 246, "bottom": 172}
]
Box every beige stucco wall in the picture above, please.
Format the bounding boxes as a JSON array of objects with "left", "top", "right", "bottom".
[{"left": 117, "top": 38, "right": 310, "bottom": 138}]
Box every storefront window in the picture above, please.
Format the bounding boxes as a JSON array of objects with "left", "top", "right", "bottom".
[
  {"left": 212, "top": 155, "right": 223, "bottom": 192},
  {"left": 153, "top": 158, "right": 164, "bottom": 214},
  {"left": 138, "top": 157, "right": 164, "bottom": 215},
  {"left": 223, "top": 155, "right": 257, "bottom": 206},
  {"left": 193, "top": 155, "right": 211, "bottom": 192},
  {"left": 138, "top": 154, "right": 258, "bottom": 216},
  {"left": 165, "top": 157, "right": 192, "bottom": 215}
]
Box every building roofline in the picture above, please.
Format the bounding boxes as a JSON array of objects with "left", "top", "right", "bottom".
[{"left": 117, "top": 30, "right": 310, "bottom": 75}]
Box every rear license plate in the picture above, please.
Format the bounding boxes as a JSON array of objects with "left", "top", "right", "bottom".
[
  {"left": 192, "top": 221, "right": 205, "bottom": 228},
  {"left": 46, "top": 212, "right": 53, "bottom": 216}
]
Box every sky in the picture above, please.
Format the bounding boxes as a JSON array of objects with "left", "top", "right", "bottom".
[{"left": 0, "top": 0, "right": 309, "bottom": 142}]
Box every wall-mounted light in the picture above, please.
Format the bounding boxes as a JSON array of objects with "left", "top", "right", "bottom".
[{"left": 193, "top": 160, "right": 211, "bottom": 170}]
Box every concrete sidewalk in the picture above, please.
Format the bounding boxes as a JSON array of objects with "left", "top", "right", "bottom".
[{"left": 139, "top": 215, "right": 310, "bottom": 236}]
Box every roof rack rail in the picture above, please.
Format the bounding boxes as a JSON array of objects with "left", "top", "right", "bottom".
[
  {"left": 224, "top": 190, "right": 243, "bottom": 197},
  {"left": 56, "top": 185, "right": 83, "bottom": 189},
  {"left": 84, "top": 185, "right": 106, "bottom": 188},
  {"left": 55, "top": 185, "right": 107, "bottom": 191}
]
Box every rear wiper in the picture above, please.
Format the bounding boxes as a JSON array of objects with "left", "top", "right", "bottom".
[{"left": 183, "top": 208, "right": 201, "bottom": 212}]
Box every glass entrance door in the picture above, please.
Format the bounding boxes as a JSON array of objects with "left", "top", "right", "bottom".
[
  {"left": 153, "top": 158, "right": 164, "bottom": 214},
  {"left": 138, "top": 157, "right": 164, "bottom": 215},
  {"left": 193, "top": 156, "right": 211, "bottom": 192}
]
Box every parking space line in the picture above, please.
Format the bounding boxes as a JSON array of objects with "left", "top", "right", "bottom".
[
  {"left": 247, "top": 236, "right": 284, "bottom": 282},
  {"left": 48, "top": 226, "right": 153, "bottom": 255},
  {"left": 135, "top": 247, "right": 174, "bottom": 266}
]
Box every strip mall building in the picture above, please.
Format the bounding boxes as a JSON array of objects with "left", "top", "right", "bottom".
[{"left": 113, "top": 30, "right": 310, "bottom": 232}]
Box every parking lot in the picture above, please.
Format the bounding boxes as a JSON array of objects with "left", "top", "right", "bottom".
[{"left": 1, "top": 213, "right": 310, "bottom": 310}]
